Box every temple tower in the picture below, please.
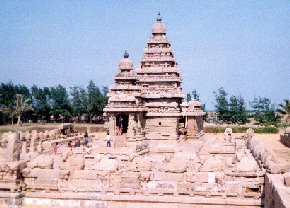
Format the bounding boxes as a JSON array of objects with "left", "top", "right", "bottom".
[
  {"left": 104, "top": 13, "right": 205, "bottom": 144},
  {"left": 136, "top": 12, "right": 185, "bottom": 141},
  {"left": 103, "top": 51, "right": 145, "bottom": 145}
]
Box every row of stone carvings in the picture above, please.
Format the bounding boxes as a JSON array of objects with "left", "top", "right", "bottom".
[{"left": 0, "top": 132, "right": 266, "bottom": 199}]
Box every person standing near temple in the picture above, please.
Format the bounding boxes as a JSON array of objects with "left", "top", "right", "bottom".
[
  {"left": 83, "top": 131, "right": 89, "bottom": 147},
  {"left": 118, "top": 117, "right": 123, "bottom": 136},
  {"left": 53, "top": 142, "right": 59, "bottom": 155},
  {"left": 106, "top": 132, "right": 111, "bottom": 147}
]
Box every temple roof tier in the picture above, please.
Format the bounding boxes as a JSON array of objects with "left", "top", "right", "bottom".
[
  {"left": 138, "top": 78, "right": 182, "bottom": 83},
  {"left": 146, "top": 112, "right": 181, "bottom": 117},
  {"left": 147, "top": 39, "right": 170, "bottom": 44},
  {"left": 136, "top": 67, "right": 181, "bottom": 74},
  {"left": 143, "top": 47, "right": 173, "bottom": 53},
  {"left": 107, "top": 92, "right": 141, "bottom": 97},
  {"left": 142, "top": 93, "right": 185, "bottom": 99},
  {"left": 110, "top": 85, "right": 140, "bottom": 90},
  {"left": 104, "top": 107, "right": 147, "bottom": 112},
  {"left": 140, "top": 57, "right": 176, "bottom": 62},
  {"left": 114, "top": 76, "right": 138, "bottom": 81},
  {"left": 144, "top": 102, "right": 178, "bottom": 107},
  {"left": 109, "top": 98, "right": 137, "bottom": 102}
]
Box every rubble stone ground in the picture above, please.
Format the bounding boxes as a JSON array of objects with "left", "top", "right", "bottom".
[{"left": 0, "top": 126, "right": 289, "bottom": 207}]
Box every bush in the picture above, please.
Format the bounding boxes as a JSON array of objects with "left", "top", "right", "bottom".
[
  {"left": 254, "top": 127, "right": 279, "bottom": 134},
  {"left": 204, "top": 126, "right": 279, "bottom": 134}
]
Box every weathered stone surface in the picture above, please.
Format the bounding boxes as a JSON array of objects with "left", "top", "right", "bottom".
[
  {"left": 236, "top": 155, "right": 259, "bottom": 172},
  {"left": 264, "top": 173, "right": 290, "bottom": 208},
  {"left": 283, "top": 172, "right": 290, "bottom": 187},
  {"left": 94, "top": 158, "right": 118, "bottom": 171},
  {"left": 61, "top": 154, "right": 84, "bottom": 170},
  {"left": 120, "top": 175, "right": 140, "bottom": 189},
  {"left": 154, "top": 172, "right": 184, "bottom": 182},
  {"left": 160, "top": 157, "right": 188, "bottom": 173},
  {"left": 27, "top": 154, "right": 54, "bottom": 169},
  {"left": 200, "top": 157, "right": 225, "bottom": 172}
]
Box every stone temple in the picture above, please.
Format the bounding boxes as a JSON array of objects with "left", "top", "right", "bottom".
[
  {"left": 104, "top": 12, "right": 205, "bottom": 145},
  {"left": 0, "top": 13, "right": 289, "bottom": 208}
]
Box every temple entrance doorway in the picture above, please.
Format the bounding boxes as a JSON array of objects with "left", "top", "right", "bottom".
[{"left": 116, "top": 114, "right": 129, "bottom": 135}]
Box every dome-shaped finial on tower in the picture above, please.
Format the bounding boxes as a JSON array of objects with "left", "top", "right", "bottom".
[
  {"left": 156, "top": 11, "right": 162, "bottom": 22},
  {"left": 124, "top": 50, "right": 129, "bottom": 58}
]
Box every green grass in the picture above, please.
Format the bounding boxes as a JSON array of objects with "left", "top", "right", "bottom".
[{"left": 204, "top": 126, "right": 279, "bottom": 134}]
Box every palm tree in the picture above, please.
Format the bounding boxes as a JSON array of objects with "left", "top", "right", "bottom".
[
  {"left": 277, "top": 99, "right": 290, "bottom": 124},
  {"left": 15, "top": 94, "right": 33, "bottom": 130}
]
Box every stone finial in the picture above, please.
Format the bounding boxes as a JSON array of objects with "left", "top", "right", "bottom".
[
  {"left": 156, "top": 11, "right": 162, "bottom": 22},
  {"left": 124, "top": 50, "right": 129, "bottom": 58},
  {"left": 152, "top": 12, "right": 166, "bottom": 34}
]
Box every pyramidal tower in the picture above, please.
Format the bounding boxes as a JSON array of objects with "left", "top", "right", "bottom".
[
  {"left": 136, "top": 12, "right": 185, "bottom": 140},
  {"left": 104, "top": 13, "right": 204, "bottom": 146}
]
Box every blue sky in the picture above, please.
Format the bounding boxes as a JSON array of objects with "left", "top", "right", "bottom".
[{"left": 0, "top": 1, "right": 289, "bottom": 109}]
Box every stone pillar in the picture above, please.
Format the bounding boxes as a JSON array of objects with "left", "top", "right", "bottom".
[
  {"left": 43, "top": 130, "right": 49, "bottom": 138},
  {"left": 127, "top": 113, "right": 136, "bottom": 139},
  {"left": 29, "top": 135, "right": 36, "bottom": 153},
  {"left": 4, "top": 133, "right": 21, "bottom": 162},
  {"left": 21, "top": 141, "right": 27, "bottom": 154},
  {"left": 38, "top": 132, "right": 44, "bottom": 140},
  {"left": 37, "top": 140, "right": 42, "bottom": 153},
  {"left": 19, "top": 131, "right": 24, "bottom": 141},
  {"left": 25, "top": 131, "right": 30, "bottom": 140},
  {"left": 136, "top": 113, "right": 145, "bottom": 141},
  {"left": 108, "top": 114, "right": 116, "bottom": 137}
]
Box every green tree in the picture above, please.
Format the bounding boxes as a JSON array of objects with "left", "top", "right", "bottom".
[
  {"left": 250, "top": 97, "right": 278, "bottom": 125},
  {"left": 228, "top": 95, "right": 247, "bottom": 124},
  {"left": 191, "top": 89, "right": 200, "bottom": 101},
  {"left": 87, "top": 80, "right": 103, "bottom": 122},
  {"left": 186, "top": 93, "right": 191, "bottom": 102},
  {"left": 100, "top": 86, "right": 109, "bottom": 109},
  {"left": 186, "top": 89, "right": 200, "bottom": 102},
  {"left": 229, "top": 96, "right": 238, "bottom": 123},
  {"left": 15, "top": 94, "right": 33, "bottom": 130},
  {"left": 50, "top": 85, "right": 71, "bottom": 122},
  {"left": 0, "top": 82, "right": 32, "bottom": 124},
  {"left": 70, "top": 86, "right": 88, "bottom": 120},
  {"left": 277, "top": 99, "right": 290, "bottom": 124},
  {"left": 237, "top": 96, "right": 247, "bottom": 124},
  {"left": 31, "top": 85, "right": 51, "bottom": 122},
  {"left": 213, "top": 87, "right": 230, "bottom": 122}
]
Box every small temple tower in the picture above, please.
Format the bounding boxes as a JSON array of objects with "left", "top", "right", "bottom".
[
  {"left": 104, "top": 13, "right": 205, "bottom": 145},
  {"left": 103, "top": 51, "right": 145, "bottom": 145}
]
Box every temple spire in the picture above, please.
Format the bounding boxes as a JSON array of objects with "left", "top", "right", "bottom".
[{"left": 156, "top": 11, "right": 162, "bottom": 22}]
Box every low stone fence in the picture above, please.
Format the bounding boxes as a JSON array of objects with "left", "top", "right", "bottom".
[
  {"left": 264, "top": 173, "right": 290, "bottom": 208},
  {"left": 245, "top": 133, "right": 289, "bottom": 174}
]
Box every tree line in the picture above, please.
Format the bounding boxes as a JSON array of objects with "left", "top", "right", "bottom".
[
  {"left": 0, "top": 82, "right": 288, "bottom": 126},
  {"left": 0, "top": 81, "right": 108, "bottom": 125},
  {"left": 188, "top": 87, "right": 289, "bottom": 126}
]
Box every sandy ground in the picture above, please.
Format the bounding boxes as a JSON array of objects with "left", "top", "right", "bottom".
[
  {"left": 209, "top": 133, "right": 290, "bottom": 165},
  {"left": 254, "top": 133, "right": 290, "bottom": 164}
]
